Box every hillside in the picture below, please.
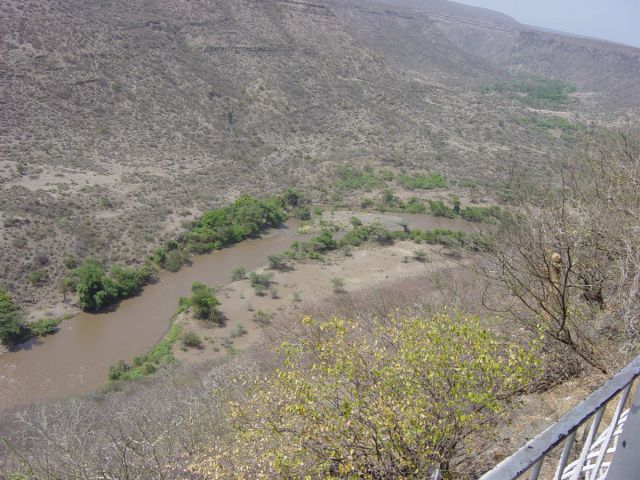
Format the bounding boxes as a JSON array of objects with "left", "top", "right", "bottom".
[
  {"left": 0, "top": 0, "right": 637, "bottom": 308},
  {"left": 375, "top": 0, "right": 640, "bottom": 108}
]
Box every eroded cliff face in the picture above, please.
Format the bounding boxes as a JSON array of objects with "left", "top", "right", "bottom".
[{"left": 355, "top": 0, "right": 640, "bottom": 109}]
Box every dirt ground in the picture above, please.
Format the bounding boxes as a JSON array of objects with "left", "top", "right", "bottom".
[{"left": 173, "top": 239, "right": 455, "bottom": 363}]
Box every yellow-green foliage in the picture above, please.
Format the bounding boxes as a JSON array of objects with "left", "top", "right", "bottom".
[{"left": 192, "top": 311, "right": 540, "bottom": 479}]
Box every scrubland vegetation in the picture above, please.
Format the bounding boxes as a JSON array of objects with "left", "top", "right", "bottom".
[
  {"left": 3, "top": 128, "right": 638, "bottom": 479},
  {"left": 0, "top": 289, "right": 62, "bottom": 346},
  {"left": 482, "top": 76, "right": 578, "bottom": 110},
  {"left": 1, "top": 0, "right": 639, "bottom": 477},
  {"left": 58, "top": 191, "right": 304, "bottom": 313}
]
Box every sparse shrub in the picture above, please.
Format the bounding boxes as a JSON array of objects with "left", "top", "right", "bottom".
[
  {"left": 182, "top": 332, "right": 202, "bottom": 348},
  {"left": 252, "top": 310, "right": 272, "bottom": 326},
  {"left": 231, "top": 266, "right": 247, "bottom": 281},
  {"left": 267, "top": 253, "right": 287, "bottom": 270},
  {"left": 63, "top": 255, "right": 77, "bottom": 269},
  {"left": 403, "top": 197, "right": 426, "bottom": 213},
  {"left": 230, "top": 324, "right": 248, "bottom": 338},
  {"left": 360, "top": 197, "right": 374, "bottom": 209},
  {"left": 98, "top": 196, "right": 112, "bottom": 208},
  {"left": 249, "top": 272, "right": 273, "bottom": 289},
  {"left": 413, "top": 249, "right": 427, "bottom": 262},
  {"left": 27, "top": 268, "right": 47, "bottom": 286},
  {"left": 331, "top": 277, "right": 345, "bottom": 293},
  {"left": 429, "top": 200, "right": 456, "bottom": 218}
]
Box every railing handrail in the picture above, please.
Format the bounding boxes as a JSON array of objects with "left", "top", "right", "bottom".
[{"left": 480, "top": 355, "right": 640, "bottom": 480}]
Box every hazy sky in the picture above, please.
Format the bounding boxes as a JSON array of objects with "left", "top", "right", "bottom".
[{"left": 456, "top": 0, "right": 640, "bottom": 47}]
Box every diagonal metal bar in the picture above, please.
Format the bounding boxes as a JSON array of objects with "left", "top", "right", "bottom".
[
  {"left": 529, "top": 458, "right": 543, "bottom": 480},
  {"left": 590, "top": 382, "right": 632, "bottom": 476},
  {"left": 553, "top": 430, "right": 576, "bottom": 480},
  {"left": 569, "top": 406, "right": 604, "bottom": 480}
]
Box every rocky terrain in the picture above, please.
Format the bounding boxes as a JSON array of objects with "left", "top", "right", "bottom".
[{"left": 0, "top": 0, "right": 638, "bottom": 309}]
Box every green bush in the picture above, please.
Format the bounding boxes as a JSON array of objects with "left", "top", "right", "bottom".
[
  {"left": 108, "top": 322, "right": 182, "bottom": 381},
  {"left": 189, "top": 282, "right": 222, "bottom": 324},
  {"left": 334, "top": 166, "right": 383, "bottom": 191},
  {"left": 428, "top": 200, "right": 456, "bottom": 218},
  {"left": 311, "top": 230, "right": 337, "bottom": 251},
  {"left": 460, "top": 205, "right": 502, "bottom": 223},
  {"left": 398, "top": 172, "right": 447, "bottom": 190},
  {"left": 484, "top": 76, "right": 577, "bottom": 109},
  {"left": 0, "top": 289, "right": 28, "bottom": 346},
  {"left": 68, "top": 258, "right": 153, "bottom": 312},
  {"left": 403, "top": 197, "right": 426, "bottom": 213},
  {"left": 186, "top": 195, "right": 287, "bottom": 253},
  {"left": 248, "top": 272, "right": 273, "bottom": 288},
  {"left": 200, "top": 313, "right": 539, "bottom": 478},
  {"left": 28, "top": 317, "right": 62, "bottom": 337}
]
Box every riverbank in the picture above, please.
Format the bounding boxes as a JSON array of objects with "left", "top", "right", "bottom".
[{"left": 0, "top": 210, "right": 475, "bottom": 409}]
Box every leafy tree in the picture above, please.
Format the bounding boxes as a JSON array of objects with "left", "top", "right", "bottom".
[
  {"left": 71, "top": 258, "right": 117, "bottom": 311},
  {"left": 0, "top": 289, "right": 27, "bottom": 346},
  {"left": 195, "top": 312, "right": 539, "bottom": 478},
  {"left": 187, "top": 195, "right": 287, "bottom": 253},
  {"left": 110, "top": 266, "right": 144, "bottom": 297},
  {"left": 189, "top": 282, "right": 221, "bottom": 324}
]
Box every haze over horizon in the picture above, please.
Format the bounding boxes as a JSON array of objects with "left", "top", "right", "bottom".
[{"left": 454, "top": 0, "right": 640, "bottom": 47}]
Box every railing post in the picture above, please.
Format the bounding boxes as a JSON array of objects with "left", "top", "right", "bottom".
[
  {"left": 605, "top": 382, "right": 640, "bottom": 478},
  {"left": 569, "top": 406, "right": 604, "bottom": 480},
  {"left": 553, "top": 431, "right": 576, "bottom": 480}
]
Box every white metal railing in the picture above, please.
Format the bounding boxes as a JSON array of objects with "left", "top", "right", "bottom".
[{"left": 480, "top": 355, "right": 640, "bottom": 480}]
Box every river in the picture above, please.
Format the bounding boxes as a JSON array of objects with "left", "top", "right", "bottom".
[{"left": 0, "top": 213, "right": 471, "bottom": 409}]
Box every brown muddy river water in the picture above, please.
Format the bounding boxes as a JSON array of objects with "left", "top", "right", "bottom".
[{"left": 0, "top": 213, "right": 471, "bottom": 409}]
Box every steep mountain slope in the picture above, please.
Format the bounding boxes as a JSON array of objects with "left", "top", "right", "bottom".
[
  {"left": 0, "top": 0, "right": 631, "bottom": 307},
  {"left": 363, "top": 0, "right": 640, "bottom": 109}
]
